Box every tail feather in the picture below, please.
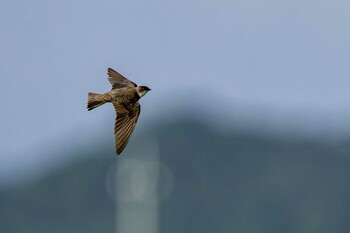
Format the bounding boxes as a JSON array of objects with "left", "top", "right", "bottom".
[{"left": 87, "top": 92, "right": 105, "bottom": 111}]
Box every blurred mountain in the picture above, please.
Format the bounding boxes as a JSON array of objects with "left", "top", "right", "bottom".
[{"left": 1, "top": 118, "right": 350, "bottom": 233}]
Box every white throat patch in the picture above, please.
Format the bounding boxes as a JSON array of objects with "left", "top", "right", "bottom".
[{"left": 138, "top": 90, "right": 148, "bottom": 98}]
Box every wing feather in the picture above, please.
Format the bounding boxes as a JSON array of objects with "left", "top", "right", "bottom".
[
  {"left": 113, "top": 102, "right": 141, "bottom": 154},
  {"left": 107, "top": 68, "right": 137, "bottom": 89}
]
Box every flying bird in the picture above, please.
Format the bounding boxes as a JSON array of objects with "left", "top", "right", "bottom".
[{"left": 87, "top": 68, "right": 151, "bottom": 155}]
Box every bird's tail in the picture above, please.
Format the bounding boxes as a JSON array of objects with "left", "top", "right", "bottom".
[{"left": 87, "top": 92, "right": 106, "bottom": 111}]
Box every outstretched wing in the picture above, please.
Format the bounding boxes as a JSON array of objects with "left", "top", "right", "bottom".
[
  {"left": 113, "top": 101, "right": 141, "bottom": 155},
  {"left": 107, "top": 68, "right": 137, "bottom": 89}
]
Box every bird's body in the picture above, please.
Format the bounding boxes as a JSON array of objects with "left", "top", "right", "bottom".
[
  {"left": 87, "top": 68, "right": 151, "bottom": 155},
  {"left": 90, "top": 87, "right": 140, "bottom": 107}
]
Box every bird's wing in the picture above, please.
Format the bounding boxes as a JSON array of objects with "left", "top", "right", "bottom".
[
  {"left": 107, "top": 68, "right": 137, "bottom": 89},
  {"left": 113, "top": 101, "right": 141, "bottom": 155}
]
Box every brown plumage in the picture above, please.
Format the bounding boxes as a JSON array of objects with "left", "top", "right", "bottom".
[{"left": 87, "top": 68, "right": 151, "bottom": 155}]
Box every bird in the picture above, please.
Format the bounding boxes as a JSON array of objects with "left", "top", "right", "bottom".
[{"left": 87, "top": 68, "right": 151, "bottom": 155}]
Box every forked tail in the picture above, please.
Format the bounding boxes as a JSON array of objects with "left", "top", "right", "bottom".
[{"left": 87, "top": 92, "right": 106, "bottom": 111}]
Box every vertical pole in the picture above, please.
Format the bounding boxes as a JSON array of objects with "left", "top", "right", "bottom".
[{"left": 115, "top": 137, "right": 159, "bottom": 233}]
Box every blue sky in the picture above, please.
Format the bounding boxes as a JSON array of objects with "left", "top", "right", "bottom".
[{"left": 1, "top": 0, "right": 350, "bottom": 185}]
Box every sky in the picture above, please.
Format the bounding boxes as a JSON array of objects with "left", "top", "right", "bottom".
[{"left": 1, "top": 0, "right": 350, "bottom": 185}]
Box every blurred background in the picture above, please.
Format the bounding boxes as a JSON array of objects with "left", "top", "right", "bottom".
[{"left": 1, "top": 0, "right": 350, "bottom": 232}]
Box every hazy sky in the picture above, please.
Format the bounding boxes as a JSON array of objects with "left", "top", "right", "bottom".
[{"left": 1, "top": 0, "right": 350, "bottom": 185}]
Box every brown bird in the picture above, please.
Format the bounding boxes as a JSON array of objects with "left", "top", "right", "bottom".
[{"left": 87, "top": 68, "right": 151, "bottom": 155}]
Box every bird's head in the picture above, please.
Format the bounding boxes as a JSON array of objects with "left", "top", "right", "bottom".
[{"left": 136, "top": 86, "right": 151, "bottom": 98}]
